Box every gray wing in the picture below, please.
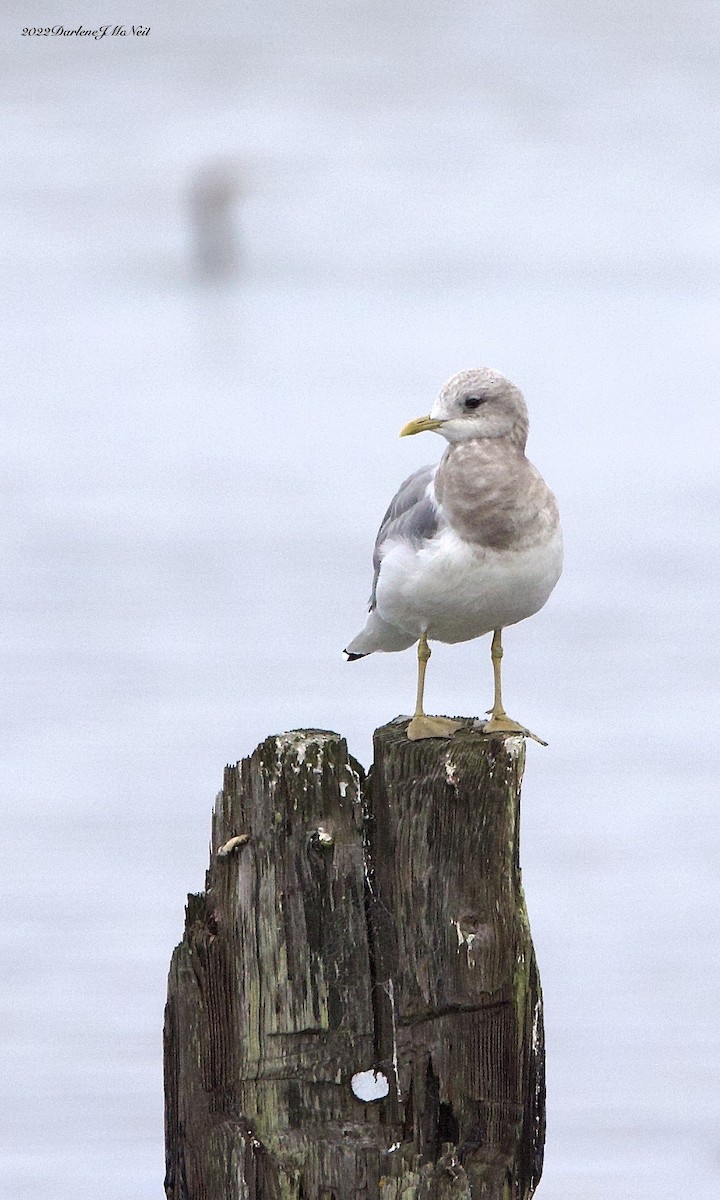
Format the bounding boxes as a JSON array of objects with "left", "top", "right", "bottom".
[{"left": 369, "top": 464, "right": 438, "bottom": 609}]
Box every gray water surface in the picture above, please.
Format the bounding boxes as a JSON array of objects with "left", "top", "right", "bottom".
[{"left": 1, "top": 1, "right": 719, "bottom": 1196}]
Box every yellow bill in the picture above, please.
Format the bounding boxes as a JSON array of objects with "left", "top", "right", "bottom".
[{"left": 399, "top": 415, "right": 444, "bottom": 437}]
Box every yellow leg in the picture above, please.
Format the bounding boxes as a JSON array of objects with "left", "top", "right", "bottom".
[
  {"left": 406, "top": 634, "right": 464, "bottom": 741},
  {"left": 489, "top": 629, "right": 507, "bottom": 721},
  {"left": 481, "top": 629, "right": 548, "bottom": 746},
  {"left": 414, "top": 631, "right": 431, "bottom": 718}
]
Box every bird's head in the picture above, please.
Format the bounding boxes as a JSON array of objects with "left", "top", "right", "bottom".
[{"left": 400, "top": 368, "right": 529, "bottom": 447}]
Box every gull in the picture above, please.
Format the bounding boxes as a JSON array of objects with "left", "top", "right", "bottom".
[{"left": 344, "top": 368, "right": 563, "bottom": 742}]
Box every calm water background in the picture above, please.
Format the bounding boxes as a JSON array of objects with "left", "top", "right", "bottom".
[{"left": 1, "top": 1, "right": 719, "bottom": 1196}]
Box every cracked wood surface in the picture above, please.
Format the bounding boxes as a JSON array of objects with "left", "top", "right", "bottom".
[{"left": 164, "top": 720, "right": 544, "bottom": 1199}]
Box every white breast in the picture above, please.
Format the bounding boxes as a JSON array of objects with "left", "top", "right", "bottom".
[{"left": 374, "top": 524, "right": 563, "bottom": 644}]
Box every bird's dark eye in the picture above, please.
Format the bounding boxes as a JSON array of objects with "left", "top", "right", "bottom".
[{"left": 464, "top": 396, "right": 484, "bottom": 409}]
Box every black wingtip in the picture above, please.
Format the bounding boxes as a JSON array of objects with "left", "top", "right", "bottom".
[{"left": 344, "top": 650, "right": 366, "bottom": 661}]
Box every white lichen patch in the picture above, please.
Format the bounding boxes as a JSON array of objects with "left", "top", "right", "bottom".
[
  {"left": 364, "top": 857, "right": 376, "bottom": 897},
  {"left": 274, "top": 729, "right": 337, "bottom": 765},
  {"left": 451, "top": 918, "right": 476, "bottom": 949},
  {"left": 351, "top": 1069, "right": 389, "bottom": 1102},
  {"left": 451, "top": 912, "right": 477, "bottom": 950},
  {"left": 531, "top": 996, "right": 541, "bottom": 1053},
  {"left": 338, "top": 761, "right": 361, "bottom": 801},
  {"left": 451, "top": 918, "right": 494, "bottom": 961},
  {"left": 444, "top": 754, "right": 458, "bottom": 786},
  {"left": 385, "top": 978, "right": 402, "bottom": 1100},
  {"left": 271, "top": 730, "right": 336, "bottom": 778},
  {"left": 503, "top": 734, "right": 525, "bottom": 759}
]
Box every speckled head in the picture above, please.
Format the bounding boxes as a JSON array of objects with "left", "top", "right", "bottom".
[{"left": 430, "top": 368, "right": 529, "bottom": 446}]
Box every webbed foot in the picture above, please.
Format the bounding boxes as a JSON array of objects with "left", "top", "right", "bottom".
[
  {"left": 406, "top": 715, "right": 464, "bottom": 741},
  {"left": 478, "top": 713, "right": 548, "bottom": 747}
]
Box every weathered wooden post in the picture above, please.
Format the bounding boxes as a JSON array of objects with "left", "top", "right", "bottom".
[{"left": 164, "top": 718, "right": 544, "bottom": 1199}]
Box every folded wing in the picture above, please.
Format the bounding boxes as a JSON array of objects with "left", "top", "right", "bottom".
[{"left": 369, "top": 464, "right": 438, "bottom": 609}]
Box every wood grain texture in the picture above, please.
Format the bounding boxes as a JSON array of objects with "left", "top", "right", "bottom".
[
  {"left": 366, "top": 720, "right": 544, "bottom": 1199},
  {"left": 164, "top": 720, "right": 544, "bottom": 1200}
]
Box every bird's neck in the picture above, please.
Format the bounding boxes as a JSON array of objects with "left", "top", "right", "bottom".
[{"left": 434, "top": 438, "right": 547, "bottom": 550}]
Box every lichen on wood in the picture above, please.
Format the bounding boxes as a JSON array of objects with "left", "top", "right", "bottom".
[{"left": 164, "top": 720, "right": 544, "bottom": 1200}]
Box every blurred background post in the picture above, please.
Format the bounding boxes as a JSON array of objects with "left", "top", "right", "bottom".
[{"left": 188, "top": 159, "right": 242, "bottom": 280}]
